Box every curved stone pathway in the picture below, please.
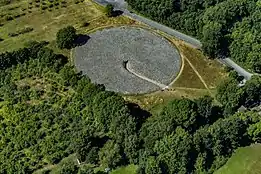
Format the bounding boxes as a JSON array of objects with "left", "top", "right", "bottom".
[
  {"left": 125, "top": 61, "right": 169, "bottom": 89},
  {"left": 75, "top": 27, "right": 181, "bottom": 94}
]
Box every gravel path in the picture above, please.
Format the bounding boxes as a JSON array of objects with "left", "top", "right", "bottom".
[
  {"left": 75, "top": 27, "right": 181, "bottom": 94},
  {"left": 126, "top": 61, "right": 168, "bottom": 89}
]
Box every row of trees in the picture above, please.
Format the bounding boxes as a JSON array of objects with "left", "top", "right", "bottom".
[{"left": 126, "top": 0, "right": 261, "bottom": 72}]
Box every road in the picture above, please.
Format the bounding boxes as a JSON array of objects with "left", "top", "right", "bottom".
[
  {"left": 218, "top": 58, "right": 253, "bottom": 80},
  {"left": 93, "top": 0, "right": 254, "bottom": 80}
]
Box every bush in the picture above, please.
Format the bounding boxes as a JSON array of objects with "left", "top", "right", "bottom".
[
  {"left": 18, "top": 27, "right": 34, "bottom": 34},
  {"left": 0, "top": 0, "right": 11, "bottom": 6},
  {"left": 105, "top": 4, "right": 114, "bottom": 17},
  {"left": 56, "top": 26, "right": 77, "bottom": 49},
  {"left": 7, "top": 27, "right": 34, "bottom": 38},
  {"left": 5, "top": 15, "right": 13, "bottom": 21},
  {"left": 14, "top": 14, "right": 21, "bottom": 18},
  {"left": 41, "top": 6, "right": 47, "bottom": 10},
  {"left": 8, "top": 32, "right": 19, "bottom": 37},
  {"left": 224, "top": 66, "right": 233, "bottom": 72},
  {"left": 0, "top": 38, "right": 4, "bottom": 42},
  {"left": 81, "top": 22, "right": 89, "bottom": 27}
]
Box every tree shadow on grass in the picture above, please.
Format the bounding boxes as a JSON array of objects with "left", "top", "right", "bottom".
[
  {"left": 74, "top": 34, "right": 90, "bottom": 47},
  {"left": 112, "top": 10, "right": 123, "bottom": 17}
]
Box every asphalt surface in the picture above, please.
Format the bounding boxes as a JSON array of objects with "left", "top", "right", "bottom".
[{"left": 92, "top": 0, "right": 254, "bottom": 80}]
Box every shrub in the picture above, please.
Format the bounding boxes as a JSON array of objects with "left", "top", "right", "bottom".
[
  {"left": 0, "top": 38, "right": 4, "bottom": 42},
  {"left": 18, "top": 27, "right": 34, "bottom": 34},
  {"left": 0, "top": 0, "right": 11, "bottom": 6},
  {"left": 8, "top": 32, "right": 19, "bottom": 37},
  {"left": 56, "top": 26, "right": 77, "bottom": 49},
  {"left": 7, "top": 27, "right": 34, "bottom": 38},
  {"left": 5, "top": 15, "right": 13, "bottom": 21},
  {"left": 41, "top": 6, "right": 47, "bottom": 10},
  {"left": 105, "top": 4, "right": 114, "bottom": 17},
  {"left": 14, "top": 14, "right": 21, "bottom": 18},
  {"left": 81, "top": 22, "right": 89, "bottom": 27}
]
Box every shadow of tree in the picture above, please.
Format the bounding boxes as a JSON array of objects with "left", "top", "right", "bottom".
[
  {"left": 112, "top": 10, "right": 124, "bottom": 17},
  {"left": 127, "top": 102, "right": 151, "bottom": 131},
  {"left": 74, "top": 34, "right": 90, "bottom": 47}
]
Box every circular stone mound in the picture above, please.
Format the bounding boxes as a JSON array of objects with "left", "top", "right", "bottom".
[{"left": 75, "top": 27, "right": 181, "bottom": 94}]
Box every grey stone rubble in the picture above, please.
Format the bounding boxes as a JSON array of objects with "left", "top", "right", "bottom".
[{"left": 75, "top": 27, "right": 181, "bottom": 94}]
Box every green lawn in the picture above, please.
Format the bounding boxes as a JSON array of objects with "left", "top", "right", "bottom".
[
  {"left": 215, "top": 144, "right": 261, "bottom": 174},
  {"left": 177, "top": 43, "right": 228, "bottom": 89},
  {"left": 0, "top": 0, "right": 135, "bottom": 53},
  {"left": 111, "top": 164, "right": 138, "bottom": 174},
  {"left": 172, "top": 59, "right": 206, "bottom": 89},
  {"left": 124, "top": 88, "right": 210, "bottom": 113}
]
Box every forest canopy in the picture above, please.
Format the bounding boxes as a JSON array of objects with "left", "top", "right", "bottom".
[{"left": 0, "top": 41, "right": 261, "bottom": 173}]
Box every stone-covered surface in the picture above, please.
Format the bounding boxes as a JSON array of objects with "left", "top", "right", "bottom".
[{"left": 75, "top": 27, "right": 181, "bottom": 94}]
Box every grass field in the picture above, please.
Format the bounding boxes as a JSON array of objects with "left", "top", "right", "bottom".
[
  {"left": 172, "top": 59, "right": 205, "bottom": 89},
  {"left": 124, "top": 88, "right": 210, "bottom": 113},
  {"left": 111, "top": 164, "right": 138, "bottom": 174},
  {"left": 177, "top": 43, "right": 227, "bottom": 89},
  {"left": 0, "top": 0, "right": 135, "bottom": 53},
  {"left": 215, "top": 144, "right": 261, "bottom": 174}
]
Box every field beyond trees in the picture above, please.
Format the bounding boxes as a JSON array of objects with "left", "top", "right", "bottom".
[{"left": 215, "top": 144, "right": 261, "bottom": 174}]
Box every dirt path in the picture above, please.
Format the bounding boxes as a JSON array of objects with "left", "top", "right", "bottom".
[{"left": 184, "top": 57, "right": 211, "bottom": 94}]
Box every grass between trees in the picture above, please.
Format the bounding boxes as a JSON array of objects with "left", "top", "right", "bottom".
[
  {"left": 111, "top": 164, "right": 138, "bottom": 174},
  {"left": 215, "top": 144, "right": 261, "bottom": 174}
]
